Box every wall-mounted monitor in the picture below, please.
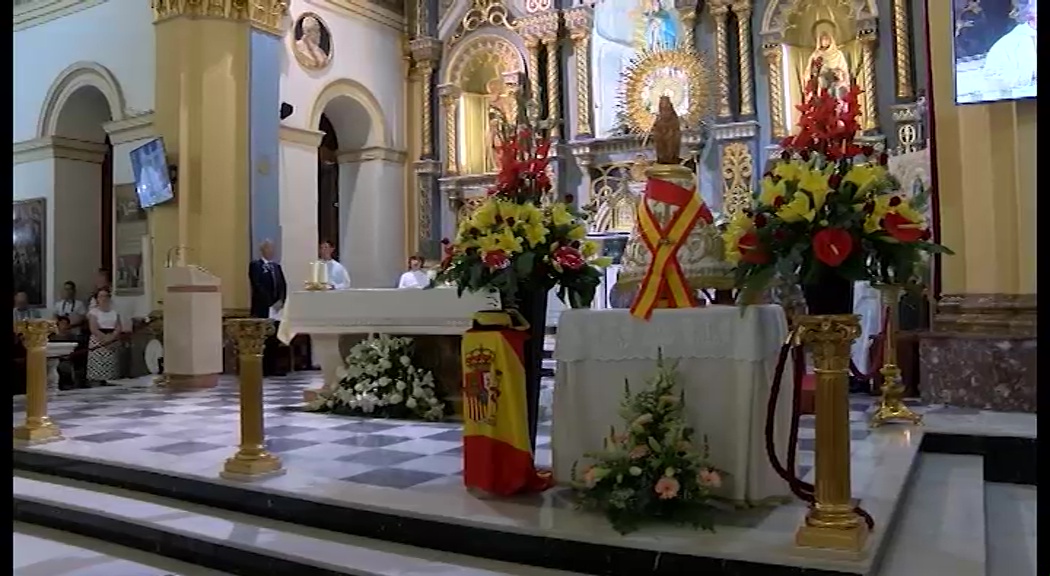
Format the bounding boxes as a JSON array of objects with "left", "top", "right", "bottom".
[
  {"left": 129, "top": 138, "right": 175, "bottom": 209},
  {"left": 953, "top": 0, "right": 1037, "bottom": 105}
]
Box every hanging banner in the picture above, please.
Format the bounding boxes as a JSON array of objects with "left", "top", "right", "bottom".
[{"left": 461, "top": 311, "right": 552, "bottom": 496}]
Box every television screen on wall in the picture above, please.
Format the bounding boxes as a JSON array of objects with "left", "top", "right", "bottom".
[
  {"left": 129, "top": 138, "right": 174, "bottom": 209},
  {"left": 953, "top": 0, "right": 1037, "bottom": 105}
]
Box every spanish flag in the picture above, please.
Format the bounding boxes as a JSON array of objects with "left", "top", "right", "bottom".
[{"left": 461, "top": 311, "right": 553, "bottom": 496}]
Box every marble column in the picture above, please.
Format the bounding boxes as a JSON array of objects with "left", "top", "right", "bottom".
[
  {"left": 150, "top": 0, "right": 287, "bottom": 313},
  {"left": 337, "top": 148, "right": 407, "bottom": 288},
  {"left": 277, "top": 125, "right": 324, "bottom": 288}
]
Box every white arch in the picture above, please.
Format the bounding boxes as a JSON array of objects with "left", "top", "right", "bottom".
[
  {"left": 308, "top": 78, "right": 390, "bottom": 149},
  {"left": 37, "top": 61, "right": 126, "bottom": 138}
]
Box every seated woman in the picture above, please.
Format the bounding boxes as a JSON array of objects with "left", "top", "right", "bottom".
[
  {"left": 86, "top": 288, "right": 124, "bottom": 386},
  {"left": 397, "top": 254, "right": 431, "bottom": 289}
]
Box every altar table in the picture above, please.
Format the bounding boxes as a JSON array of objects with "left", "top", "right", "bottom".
[{"left": 552, "top": 306, "right": 794, "bottom": 503}]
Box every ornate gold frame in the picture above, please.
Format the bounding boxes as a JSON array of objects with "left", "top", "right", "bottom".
[{"left": 618, "top": 48, "right": 715, "bottom": 135}]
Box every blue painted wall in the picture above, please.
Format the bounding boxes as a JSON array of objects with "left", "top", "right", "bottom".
[{"left": 248, "top": 30, "right": 282, "bottom": 257}]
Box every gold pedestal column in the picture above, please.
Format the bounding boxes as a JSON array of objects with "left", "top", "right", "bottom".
[
  {"left": 796, "top": 315, "right": 869, "bottom": 553},
  {"left": 14, "top": 319, "right": 61, "bottom": 445},
  {"left": 220, "top": 318, "right": 284, "bottom": 481},
  {"left": 708, "top": 2, "right": 732, "bottom": 120},
  {"left": 150, "top": 2, "right": 285, "bottom": 312},
  {"left": 870, "top": 285, "right": 923, "bottom": 427},
  {"left": 543, "top": 34, "right": 561, "bottom": 140},
  {"left": 564, "top": 8, "right": 593, "bottom": 139}
]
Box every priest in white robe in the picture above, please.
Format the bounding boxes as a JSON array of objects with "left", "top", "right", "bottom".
[
  {"left": 318, "top": 240, "right": 351, "bottom": 290},
  {"left": 982, "top": 3, "right": 1037, "bottom": 99}
]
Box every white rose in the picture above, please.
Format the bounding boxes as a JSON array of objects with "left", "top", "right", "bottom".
[
  {"left": 377, "top": 376, "right": 392, "bottom": 388},
  {"left": 413, "top": 386, "right": 426, "bottom": 398},
  {"left": 428, "top": 397, "right": 439, "bottom": 406},
  {"left": 400, "top": 355, "right": 412, "bottom": 367},
  {"left": 354, "top": 383, "right": 364, "bottom": 392},
  {"left": 629, "top": 466, "right": 642, "bottom": 476},
  {"left": 379, "top": 359, "right": 392, "bottom": 370},
  {"left": 395, "top": 380, "right": 407, "bottom": 391},
  {"left": 406, "top": 397, "right": 418, "bottom": 409},
  {"left": 389, "top": 393, "right": 403, "bottom": 405}
]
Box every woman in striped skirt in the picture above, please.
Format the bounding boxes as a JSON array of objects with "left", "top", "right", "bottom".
[{"left": 86, "top": 288, "right": 123, "bottom": 385}]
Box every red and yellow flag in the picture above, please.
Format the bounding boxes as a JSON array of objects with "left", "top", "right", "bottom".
[
  {"left": 630, "top": 177, "right": 713, "bottom": 320},
  {"left": 461, "top": 311, "right": 552, "bottom": 496}
]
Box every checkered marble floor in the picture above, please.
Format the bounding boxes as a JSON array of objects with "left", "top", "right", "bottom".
[{"left": 10, "top": 371, "right": 919, "bottom": 491}]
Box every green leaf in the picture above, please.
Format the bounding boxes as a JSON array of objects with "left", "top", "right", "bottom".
[{"left": 514, "top": 251, "right": 536, "bottom": 278}]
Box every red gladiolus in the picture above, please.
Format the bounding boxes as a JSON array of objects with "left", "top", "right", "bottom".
[
  {"left": 482, "top": 250, "right": 510, "bottom": 270},
  {"left": 812, "top": 228, "right": 853, "bottom": 267},
  {"left": 738, "top": 231, "right": 769, "bottom": 265},
  {"left": 883, "top": 212, "right": 925, "bottom": 243},
  {"left": 552, "top": 246, "right": 585, "bottom": 270}
]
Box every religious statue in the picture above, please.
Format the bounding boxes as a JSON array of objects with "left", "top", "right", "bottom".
[
  {"left": 982, "top": 1, "right": 1037, "bottom": 96},
  {"left": 806, "top": 21, "right": 852, "bottom": 100},
  {"left": 642, "top": 0, "right": 680, "bottom": 51},
  {"left": 485, "top": 77, "right": 518, "bottom": 173},
  {"left": 651, "top": 96, "right": 681, "bottom": 164},
  {"left": 293, "top": 13, "right": 333, "bottom": 70}
]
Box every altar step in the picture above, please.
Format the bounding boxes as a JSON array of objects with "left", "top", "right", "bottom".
[{"left": 13, "top": 472, "right": 584, "bottom": 576}]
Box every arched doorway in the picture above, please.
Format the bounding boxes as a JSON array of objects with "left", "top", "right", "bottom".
[
  {"left": 317, "top": 113, "right": 340, "bottom": 261},
  {"left": 50, "top": 84, "right": 114, "bottom": 300}
]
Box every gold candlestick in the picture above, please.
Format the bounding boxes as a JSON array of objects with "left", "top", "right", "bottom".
[
  {"left": 795, "top": 314, "right": 869, "bottom": 553},
  {"left": 870, "top": 284, "right": 923, "bottom": 428},
  {"left": 221, "top": 318, "right": 284, "bottom": 481},
  {"left": 15, "top": 319, "right": 62, "bottom": 445}
]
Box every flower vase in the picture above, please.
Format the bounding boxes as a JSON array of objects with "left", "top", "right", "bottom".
[
  {"left": 801, "top": 270, "right": 854, "bottom": 315},
  {"left": 509, "top": 286, "right": 547, "bottom": 452}
]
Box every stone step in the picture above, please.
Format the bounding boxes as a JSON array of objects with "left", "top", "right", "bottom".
[{"left": 14, "top": 472, "right": 586, "bottom": 576}]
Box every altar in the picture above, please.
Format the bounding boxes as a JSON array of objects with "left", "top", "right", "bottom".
[{"left": 552, "top": 306, "right": 793, "bottom": 503}]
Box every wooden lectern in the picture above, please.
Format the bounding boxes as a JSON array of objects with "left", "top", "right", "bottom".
[{"left": 163, "top": 265, "right": 223, "bottom": 390}]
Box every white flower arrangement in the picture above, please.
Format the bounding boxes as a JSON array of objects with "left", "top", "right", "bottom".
[{"left": 306, "top": 334, "right": 445, "bottom": 421}]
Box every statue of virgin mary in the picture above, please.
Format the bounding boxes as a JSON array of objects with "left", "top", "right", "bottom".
[
  {"left": 805, "top": 21, "right": 852, "bottom": 99},
  {"left": 642, "top": 0, "right": 680, "bottom": 51}
]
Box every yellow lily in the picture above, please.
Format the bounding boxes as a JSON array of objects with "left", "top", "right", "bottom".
[
  {"left": 776, "top": 192, "right": 816, "bottom": 223},
  {"left": 495, "top": 228, "right": 524, "bottom": 254},
  {"left": 476, "top": 232, "right": 502, "bottom": 253},
  {"left": 520, "top": 221, "right": 548, "bottom": 247},
  {"left": 773, "top": 161, "right": 805, "bottom": 183},
  {"left": 758, "top": 177, "right": 787, "bottom": 208},
  {"left": 472, "top": 200, "right": 499, "bottom": 229},
  {"left": 550, "top": 204, "right": 575, "bottom": 227},
  {"left": 843, "top": 164, "right": 885, "bottom": 195},
  {"left": 566, "top": 223, "right": 587, "bottom": 240},
  {"left": 582, "top": 240, "right": 599, "bottom": 257},
  {"left": 798, "top": 167, "right": 833, "bottom": 210}
]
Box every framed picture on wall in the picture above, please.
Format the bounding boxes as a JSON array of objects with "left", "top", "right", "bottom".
[
  {"left": 113, "top": 183, "right": 147, "bottom": 296},
  {"left": 13, "top": 198, "right": 46, "bottom": 307}
]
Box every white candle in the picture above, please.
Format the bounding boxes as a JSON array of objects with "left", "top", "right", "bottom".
[{"left": 311, "top": 261, "right": 329, "bottom": 286}]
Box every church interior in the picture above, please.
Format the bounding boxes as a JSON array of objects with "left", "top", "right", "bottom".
[{"left": 12, "top": 0, "right": 1036, "bottom": 575}]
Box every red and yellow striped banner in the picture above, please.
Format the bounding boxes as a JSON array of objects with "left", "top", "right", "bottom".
[
  {"left": 461, "top": 311, "right": 552, "bottom": 496},
  {"left": 630, "top": 178, "right": 713, "bottom": 321}
]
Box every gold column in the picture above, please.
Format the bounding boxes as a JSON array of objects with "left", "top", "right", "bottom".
[
  {"left": 891, "top": 0, "right": 914, "bottom": 100},
  {"left": 859, "top": 34, "right": 879, "bottom": 131},
  {"left": 525, "top": 38, "right": 542, "bottom": 106},
  {"left": 870, "top": 285, "right": 923, "bottom": 427},
  {"left": 763, "top": 44, "right": 786, "bottom": 139},
  {"left": 439, "top": 84, "right": 460, "bottom": 174},
  {"left": 709, "top": 2, "right": 732, "bottom": 119},
  {"left": 221, "top": 318, "right": 284, "bottom": 481},
  {"left": 14, "top": 319, "right": 61, "bottom": 445},
  {"left": 796, "top": 315, "right": 868, "bottom": 552},
  {"left": 151, "top": 1, "right": 285, "bottom": 312},
  {"left": 732, "top": 3, "right": 755, "bottom": 117},
  {"left": 410, "top": 38, "right": 441, "bottom": 158},
  {"left": 570, "top": 29, "right": 592, "bottom": 137},
  {"left": 543, "top": 35, "right": 561, "bottom": 139}
]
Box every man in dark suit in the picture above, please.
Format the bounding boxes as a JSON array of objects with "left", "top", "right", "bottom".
[{"left": 249, "top": 239, "right": 288, "bottom": 376}]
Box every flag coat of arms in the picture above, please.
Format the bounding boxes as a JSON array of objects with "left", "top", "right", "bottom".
[{"left": 461, "top": 311, "right": 552, "bottom": 496}]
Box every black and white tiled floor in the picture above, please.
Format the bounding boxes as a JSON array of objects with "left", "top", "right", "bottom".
[{"left": 11, "top": 371, "right": 907, "bottom": 491}]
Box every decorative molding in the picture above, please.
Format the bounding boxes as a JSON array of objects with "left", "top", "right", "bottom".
[
  {"left": 13, "top": 136, "right": 108, "bottom": 165},
  {"left": 337, "top": 146, "right": 408, "bottom": 164},
  {"left": 103, "top": 112, "right": 155, "bottom": 145},
  {"left": 151, "top": 0, "right": 289, "bottom": 37},
  {"left": 14, "top": 0, "right": 107, "bottom": 31},
  {"left": 934, "top": 293, "right": 1037, "bottom": 338},
  {"left": 279, "top": 125, "right": 326, "bottom": 148},
  {"left": 325, "top": 0, "right": 406, "bottom": 31}
]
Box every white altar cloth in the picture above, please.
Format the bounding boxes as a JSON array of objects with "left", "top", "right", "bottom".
[
  {"left": 552, "top": 306, "right": 793, "bottom": 503},
  {"left": 277, "top": 287, "right": 500, "bottom": 388}
]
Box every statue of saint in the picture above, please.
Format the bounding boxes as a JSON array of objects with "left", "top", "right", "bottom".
[
  {"left": 485, "top": 77, "right": 518, "bottom": 172},
  {"left": 651, "top": 96, "right": 681, "bottom": 165},
  {"left": 642, "top": 0, "right": 679, "bottom": 51},
  {"left": 806, "top": 22, "right": 852, "bottom": 99}
]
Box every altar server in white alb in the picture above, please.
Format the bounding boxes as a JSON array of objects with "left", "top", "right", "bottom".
[
  {"left": 319, "top": 240, "right": 351, "bottom": 290},
  {"left": 982, "top": 1, "right": 1037, "bottom": 98},
  {"left": 397, "top": 254, "right": 431, "bottom": 289}
]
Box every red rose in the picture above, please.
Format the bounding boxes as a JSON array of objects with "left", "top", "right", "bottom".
[
  {"left": 812, "top": 228, "right": 853, "bottom": 267},
  {"left": 753, "top": 213, "right": 768, "bottom": 228},
  {"left": 552, "top": 246, "right": 585, "bottom": 270},
  {"left": 738, "top": 231, "right": 769, "bottom": 265},
  {"left": 482, "top": 250, "right": 510, "bottom": 270},
  {"left": 828, "top": 173, "right": 842, "bottom": 189},
  {"left": 883, "top": 212, "right": 925, "bottom": 243}
]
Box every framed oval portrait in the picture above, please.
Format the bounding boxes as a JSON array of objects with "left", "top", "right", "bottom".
[{"left": 292, "top": 12, "right": 333, "bottom": 71}]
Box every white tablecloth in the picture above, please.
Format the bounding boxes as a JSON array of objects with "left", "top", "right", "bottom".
[{"left": 552, "top": 306, "right": 794, "bottom": 503}]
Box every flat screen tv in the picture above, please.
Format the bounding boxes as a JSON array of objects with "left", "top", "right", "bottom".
[
  {"left": 129, "top": 138, "right": 175, "bottom": 209},
  {"left": 952, "top": 0, "right": 1037, "bottom": 105}
]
